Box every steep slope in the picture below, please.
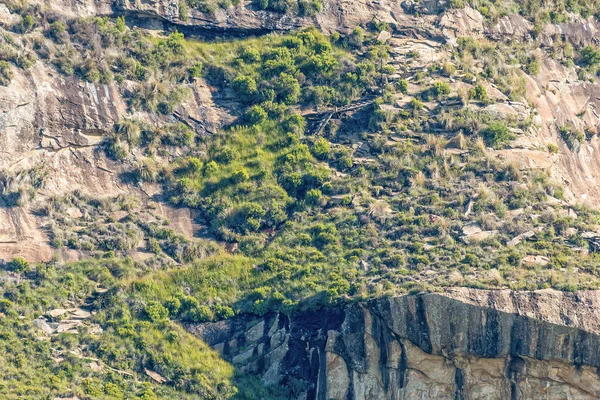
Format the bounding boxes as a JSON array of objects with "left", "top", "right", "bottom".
[{"left": 4, "top": 0, "right": 600, "bottom": 398}]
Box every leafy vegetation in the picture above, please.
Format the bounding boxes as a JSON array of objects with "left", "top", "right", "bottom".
[
  {"left": 0, "top": 257, "right": 235, "bottom": 399},
  {"left": 4, "top": 2, "right": 600, "bottom": 399}
]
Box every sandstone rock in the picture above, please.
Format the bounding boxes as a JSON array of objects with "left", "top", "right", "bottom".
[
  {"left": 461, "top": 224, "right": 497, "bottom": 243},
  {"left": 33, "top": 318, "right": 54, "bottom": 335},
  {"left": 0, "top": 4, "right": 18, "bottom": 25},
  {"left": 488, "top": 14, "right": 533, "bottom": 40},
  {"left": 522, "top": 255, "right": 550, "bottom": 267},
  {"left": 47, "top": 309, "right": 69, "bottom": 319},
  {"left": 88, "top": 361, "right": 103, "bottom": 372},
  {"left": 55, "top": 321, "right": 82, "bottom": 333},
  {"left": 438, "top": 7, "right": 484, "bottom": 44},
  {"left": 70, "top": 308, "right": 91, "bottom": 320},
  {"left": 565, "top": 227, "right": 578, "bottom": 237},
  {"left": 192, "top": 289, "right": 600, "bottom": 399},
  {"left": 581, "top": 232, "right": 600, "bottom": 239},
  {"left": 145, "top": 368, "right": 168, "bottom": 383},
  {"left": 507, "top": 230, "right": 536, "bottom": 247},
  {"left": 376, "top": 30, "right": 391, "bottom": 43},
  {"left": 462, "top": 223, "right": 482, "bottom": 236}
]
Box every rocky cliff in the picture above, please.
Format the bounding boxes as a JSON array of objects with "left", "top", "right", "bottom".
[{"left": 193, "top": 288, "right": 600, "bottom": 399}]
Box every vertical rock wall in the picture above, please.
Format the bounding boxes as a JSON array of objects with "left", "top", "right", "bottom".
[{"left": 191, "top": 289, "right": 600, "bottom": 399}]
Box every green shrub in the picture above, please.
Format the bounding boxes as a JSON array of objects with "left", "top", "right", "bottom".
[
  {"left": 188, "top": 305, "right": 213, "bottom": 322},
  {"left": 188, "top": 62, "right": 203, "bottom": 80},
  {"left": 299, "top": 0, "right": 321, "bottom": 16},
  {"left": 559, "top": 125, "right": 585, "bottom": 151},
  {"left": 396, "top": 79, "right": 408, "bottom": 94},
  {"left": 214, "top": 304, "right": 235, "bottom": 319},
  {"left": 232, "top": 168, "right": 250, "bottom": 183},
  {"left": 245, "top": 105, "right": 268, "bottom": 125},
  {"left": 442, "top": 62, "right": 456, "bottom": 77},
  {"left": 0, "top": 61, "right": 12, "bottom": 86},
  {"left": 232, "top": 75, "right": 258, "bottom": 102},
  {"left": 547, "top": 143, "right": 559, "bottom": 153},
  {"left": 7, "top": 257, "right": 29, "bottom": 272},
  {"left": 305, "top": 188, "right": 322, "bottom": 205},
  {"left": 469, "top": 84, "right": 488, "bottom": 102},
  {"left": 480, "top": 122, "right": 513, "bottom": 147},
  {"left": 311, "top": 137, "right": 330, "bottom": 160},
  {"left": 273, "top": 73, "right": 300, "bottom": 104},
  {"left": 19, "top": 14, "right": 34, "bottom": 33},
  {"left": 114, "top": 119, "right": 141, "bottom": 147},
  {"left": 432, "top": 81, "right": 451, "bottom": 98},
  {"left": 409, "top": 98, "right": 423, "bottom": 110},
  {"left": 46, "top": 21, "right": 67, "bottom": 42},
  {"left": 580, "top": 45, "right": 600, "bottom": 67},
  {"left": 144, "top": 301, "right": 169, "bottom": 322}
]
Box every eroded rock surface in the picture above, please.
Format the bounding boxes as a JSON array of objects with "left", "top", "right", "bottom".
[
  {"left": 0, "top": 58, "right": 230, "bottom": 261},
  {"left": 192, "top": 288, "right": 600, "bottom": 399}
]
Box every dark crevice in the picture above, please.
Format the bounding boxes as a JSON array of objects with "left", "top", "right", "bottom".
[{"left": 115, "top": 9, "right": 284, "bottom": 41}]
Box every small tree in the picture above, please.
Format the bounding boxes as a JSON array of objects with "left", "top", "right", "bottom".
[
  {"left": 144, "top": 301, "right": 169, "bottom": 322},
  {"left": 232, "top": 75, "right": 257, "bottom": 102},
  {"left": 8, "top": 257, "right": 29, "bottom": 272},
  {"left": 311, "top": 137, "right": 330, "bottom": 160},
  {"left": 273, "top": 73, "right": 300, "bottom": 104},
  {"left": 580, "top": 45, "right": 600, "bottom": 67},
  {"left": 245, "top": 105, "right": 268, "bottom": 125}
]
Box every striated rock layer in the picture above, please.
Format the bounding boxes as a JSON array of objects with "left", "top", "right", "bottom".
[{"left": 192, "top": 288, "right": 600, "bottom": 399}]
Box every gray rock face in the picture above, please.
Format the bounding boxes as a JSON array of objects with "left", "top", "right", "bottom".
[{"left": 191, "top": 289, "right": 600, "bottom": 399}]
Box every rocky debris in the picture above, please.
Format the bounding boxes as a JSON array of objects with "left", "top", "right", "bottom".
[
  {"left": 487, "top": 14, "right": 533, "bottom": 41},
  {"left": 376, "top": 30, "right": 391, "bottom": 43},
  {"left": 460, "top": 223, "right": 497, "bottom": 243},
  {"left": 34, "top": 307, "right": 100, "bottom": 336},
  {"left": 145, "top": 369, "right": 168, "bottom": 384},
  {"left": 522, "top": 255, "right": 550, "bottom": 267},
  {"left": 507, "top": 230, "right": 536, "bottom": 247},
  {"left": 389, "top": 38, "right": 446, "bottom": 70},
  {"left": 33, "top": 318, "right": 54, "bottom": 335},
  {"left": 438, "top": 6, "right": 484, "bottom": 43},
  {"left": 89, "top": 361, "right": 103, "bottom": 372},
  {"left": 192, "top": 289, "right": 600, "bottom": 399},
  {"left": 47, "top": 309, "right": 70, "bottom": 319},
  {"left": 0, "top": 4, "right": 19, "bottom": 25}
]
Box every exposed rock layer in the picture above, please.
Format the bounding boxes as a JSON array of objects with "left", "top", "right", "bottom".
[{"left": 192, "top": 288, "right": 600, "bottom": 399}]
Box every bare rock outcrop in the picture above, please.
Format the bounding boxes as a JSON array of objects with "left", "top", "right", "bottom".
[
  {"left": 0, "top": 58, "right": 230, "bottom": 261},
  {"left": 192, "top": 288, "right": 600, "bottom": 399},
  {"left": 111, "top": 0, "right": 447, "bottom": 34},
  {"left": 438, "top": 6, "right": 484, "bottom": 44}
]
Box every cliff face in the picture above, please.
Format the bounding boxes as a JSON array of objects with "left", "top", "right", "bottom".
[{"left": 192, "top": 289, "right": 600, "bottom": 399}]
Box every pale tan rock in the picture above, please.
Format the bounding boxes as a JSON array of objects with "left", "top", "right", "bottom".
[
  {"left": 522, "top": 255, "right": 550, "bottom": 267},
  {"left": 438, "top": 7, "right": 484, "bottom": 43},
  {"left": 145, "top": 368, "right": 168, "bottom": 383},
  {"left": 47, "top": 309, "right": 69, "bottom": 319}
]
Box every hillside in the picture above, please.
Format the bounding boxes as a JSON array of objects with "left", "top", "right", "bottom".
[{"left": 2, "top": 0, "right": 600, "bottom": 398}]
